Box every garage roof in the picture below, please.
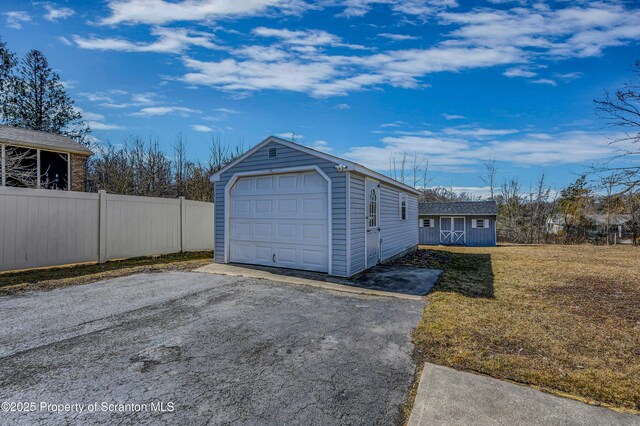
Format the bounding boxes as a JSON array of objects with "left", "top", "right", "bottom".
[
  {"left": 0, "top": 126, "right": 93, "bottom": 156},
  {"left": 419, "top": 201, "right": 498, "bottom": 216},
  {"left": 211, "top": 136, "right": 420, "bottom": 195}
]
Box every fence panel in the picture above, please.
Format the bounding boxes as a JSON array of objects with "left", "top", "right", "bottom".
[
  {"left": 0, "top": 187, "right": 214, "bottom": 272},
  {"left": 105, "top": 193, "right": 181, "bottom": 260},
  {"left": 0, "top": 187, "right": 100, "bottom": 271},
  {"left": 184, "top": 199, "right": 215, "bottom": 251}
]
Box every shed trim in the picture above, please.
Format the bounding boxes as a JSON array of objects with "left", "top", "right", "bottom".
[{"left": 223, "top": 165, "right": 333, "bottom": 275}]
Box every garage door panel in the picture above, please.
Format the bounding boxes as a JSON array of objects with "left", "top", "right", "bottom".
[
  {"left": 255, "top": 199, "right": 272, "bottom": 214},
  {"left": 301, "top": 249, "right": 326, "bottom": 267},
  {"left": 229, "top": 171, "right": 329, "bottom": 273}
]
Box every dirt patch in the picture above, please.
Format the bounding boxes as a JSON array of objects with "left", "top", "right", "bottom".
[{"left": 542, "top": 276, "right": 640, "bottom": 323}]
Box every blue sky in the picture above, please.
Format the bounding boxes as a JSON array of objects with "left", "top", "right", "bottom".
[{"left": 1, "top": 0, "right": 639, "bottom": 195}]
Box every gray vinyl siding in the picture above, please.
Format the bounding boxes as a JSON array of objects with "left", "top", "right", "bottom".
[
  {"left": 379, "top": 183, "right": 419, "bottom": 261},
  {"left": 419, "top": 215, "right": 496, "bottom": 246},
  {"left": 214, "top": 141, "right": 348, "bottom": 276},
  {"left": 465, "top": 216, "right": 496, "bottom": 246},
  {"left": 349, "top": 172, "right": 366, "bottom": 275},
  {"left": 419, "top": 215, "right": 440, "bottom": 245}
]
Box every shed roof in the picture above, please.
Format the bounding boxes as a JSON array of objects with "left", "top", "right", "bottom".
[
  {"left": 0, "top": 126, "right": 93, "bottom": 156},
  {"left": 419, "top": 201, "right": 498, "bottom": 216},
  {"left": 211, "top": 136, "right": 420, "bottom": 195}
]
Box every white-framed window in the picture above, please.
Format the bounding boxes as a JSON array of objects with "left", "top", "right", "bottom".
[
  {"left": 420, "top": 218, "right": 435, "bottom": 228},
  {"left": 472, "top": 219, "right": 487, "bottom": 229},
  {"left": 399, "top": 193, "right": 407, "bottom": 221},
  {"left": 368, "top": 188, "right": 377, "bottom": 228}
]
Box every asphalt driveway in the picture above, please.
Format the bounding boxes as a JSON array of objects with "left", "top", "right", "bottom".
[{"left": 0, "top": 271, "right": 423, "bottom": 425}]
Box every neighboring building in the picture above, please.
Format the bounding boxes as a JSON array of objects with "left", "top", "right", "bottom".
[
  {"left": 547, "top": 213, "right": 634, "bottom": 240},
  {"left": 0, "top": 126, "right": 93, "bottom": 191},
  {"left": 419, "top": 201, "right": 498, "bottom": 246},
  {"left": 210, "top": 136, "right": 420, "bottom": 277}
]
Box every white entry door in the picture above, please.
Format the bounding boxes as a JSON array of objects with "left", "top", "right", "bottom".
[
  {"left": 365, "top": 180, "right": 380, "bottom": 268},
  {"left": 229, "top": 171, "right": 329, "bottom": 273}
]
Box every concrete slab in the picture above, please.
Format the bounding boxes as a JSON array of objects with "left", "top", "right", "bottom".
[
  {"left": 409, "top": 363, "right": 640, "bottom": 426},
  {"left": 348, "top": 265, "right": 442, "bottom": 295},
  {"left": 194, "top": 262, "right": 427, "bottom": 300},
  {"left": 0, "top": 271, "right": 423, "bottom": 425}
]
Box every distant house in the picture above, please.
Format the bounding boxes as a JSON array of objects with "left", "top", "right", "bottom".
[
  {"left": 419, "top": 201, "right": 498, "bottom": 246},
  {"left": 0, "top": 126, "right": 93, "bottom": 191},
  {"left": 547, "top": 213, "right": 634, "bottom": 241}
]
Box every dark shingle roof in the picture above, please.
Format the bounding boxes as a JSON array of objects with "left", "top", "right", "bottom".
[
  {"left": 419, "top": 201, "right": 498, "bottom": 216},
  {"left": 0, "top": 126, "right": 93, "bottom": 155}
]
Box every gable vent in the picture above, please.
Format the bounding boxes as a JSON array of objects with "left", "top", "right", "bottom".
[{"left": 268, "top": 147, "right": 277, "bottom": 158}]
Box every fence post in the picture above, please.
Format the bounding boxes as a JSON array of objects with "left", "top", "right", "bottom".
[
  {"left": 180, "top": 196, "right": 186, "bottom": 252},
  {"left": 98, "top": 190, "right": 107, "bottom": 263}
]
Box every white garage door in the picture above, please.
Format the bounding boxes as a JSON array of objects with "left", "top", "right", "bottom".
[{"left": 229, "top": 170, "right": 329, "bottom": 273}]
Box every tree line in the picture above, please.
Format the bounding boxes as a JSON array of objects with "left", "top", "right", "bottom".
[{"left": 86, "top": 134, "right": 244, "bottom": 203}]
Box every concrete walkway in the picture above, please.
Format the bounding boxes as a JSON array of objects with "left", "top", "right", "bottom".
[
  {"left": 194, "top": 263, "right": 427, "bottom": 300},
  {"left": 409, "top": 364, "right": 639, "bottom": 426}
]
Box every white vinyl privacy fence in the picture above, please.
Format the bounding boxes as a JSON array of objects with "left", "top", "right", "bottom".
[{"left": 0, "top": 187, "right": 213, "bottom": 272}]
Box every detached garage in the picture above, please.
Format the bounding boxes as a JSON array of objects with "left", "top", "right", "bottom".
[{"left": 210, "top": 136, "right": 419, "bottom": 277}]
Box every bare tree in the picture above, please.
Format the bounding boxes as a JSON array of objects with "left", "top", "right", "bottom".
[
  {"left": 594, "top": 60, "right": 640, "bottom": 193},
  {"left": 174, "top": 133, "right": 188, "bottom": 197},
  {"left": 480, "top": 159, "right": 497, "bottom": 199},
  {"left": 3, "top": 145, "right": 37, "bottom": 187}
]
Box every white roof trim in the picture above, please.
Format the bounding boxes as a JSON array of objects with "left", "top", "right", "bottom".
[{"left": 210, "top": 136, "right": 420, "bottom": 195}]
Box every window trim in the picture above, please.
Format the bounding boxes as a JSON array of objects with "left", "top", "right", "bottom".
[
  {"left": 420, "top": 218, "right": 434, "bottom": 228},
  {"left": 472, "top": 218, "right": 488, "bottom": 229},
  {"left": 368, "top": 187, "right": 378, "bottom": 228},
  {"left": 1, "top": 143, "right": 71, "bottom": 191},
  {"left": 399, "top": 193, "right": 407, "bottom": 221}
]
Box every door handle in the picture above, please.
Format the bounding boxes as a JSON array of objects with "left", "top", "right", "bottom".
[{"left": 273, "top": 254, "right": 276, "bottom": 263}]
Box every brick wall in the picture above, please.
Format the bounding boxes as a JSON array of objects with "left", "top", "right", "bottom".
[{"left": 70, "top": 154, "right": 88, "bottom": 192}]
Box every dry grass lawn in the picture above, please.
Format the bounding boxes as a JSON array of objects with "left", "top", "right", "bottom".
[
  {"left": 0, "top": 251, "right": 213, "bottom": 295},
  {"left": 403, "top": 244, "right": 640, "bottom": 412}
]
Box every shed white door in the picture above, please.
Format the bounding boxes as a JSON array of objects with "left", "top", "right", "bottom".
[{"left": 229, "top": 171, "right": 329, "bottom": 273}]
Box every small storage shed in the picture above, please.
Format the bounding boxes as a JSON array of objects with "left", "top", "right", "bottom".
[
  {"left": 211, "top": 136, "right": 420, "bottom": 277},
  {"left": 419, "top": 201, "right": 497, "bottom": 246}
]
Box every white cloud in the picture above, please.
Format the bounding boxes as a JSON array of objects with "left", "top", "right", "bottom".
[
  {"left": 100, "top": 0, "right": 306, "bottom": 25},
  {"left": 442, "top": 127, "right": 519, "bottom": 137},
  {"left": 378, "top": 33, "right": 420, "bottom": 41},
  {"left": 76, "top": 107, "right": 124, "bottom": 130},
  {"left": 440, "top": 3, "right": 640, "bottom": 59},
  {"left": 339, "top": 0, "right": 457, "bottom": 18},
  {"left": 442, "top": 113, "right": 465, "bottom": 120},
  {"left": 310, "top": 139, "right": 332, "bottom": 152},
  {"left": 78, "top": 2, "right": 640, "bottom": 98},
  {"left": 336, "top": 103, "right": 351, "bottom": 110},
  {"left": 191, "top": 124, "right": 214, "bottom": 132},
  {"left": 555, "top": 71, "right": 583, "bottom": 81},
  {"left": 179, "top": 42, "right": 522, "bottom": 96},
  {"left": 531, "top": 78, "right": 557, "bottom": 87},
  {"left": 133, "top": 106, "right": 201, "bottom": 116},
  {"left": 503, "top": 67, "right": 537, "bottom": 78},
  {"left": 342, "top": 129, "right": 623, "bottom": 173},
  {"left": 43, "top": 4, "right": 75, "bottom": 21},
  {"left": 4, "top": 11, "right": 30, "bottom": 29},
  {"left": 253, "top": 27, "right": 340, "bottom": 46},
  {"left": 73, "top": 27, "right": 217, "bottom": 54},
  {"left": 88, "top": 121, "right": 125, "bottom": 130}
]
